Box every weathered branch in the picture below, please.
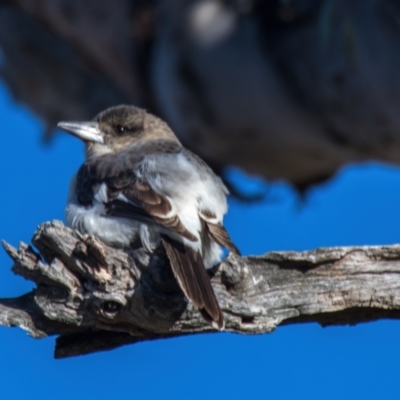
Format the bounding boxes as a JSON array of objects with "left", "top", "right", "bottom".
[{"left": 1, "top": 221, "right": 400, "bottom": 358}]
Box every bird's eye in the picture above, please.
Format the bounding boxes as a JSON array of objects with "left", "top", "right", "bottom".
[{"left": 116, "top": 125, "right": 125, "bottom": 134}]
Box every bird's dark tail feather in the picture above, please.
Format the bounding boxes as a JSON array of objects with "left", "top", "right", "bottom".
[{"left": 161, "top": 235, "right": 224, "bottom": 330}]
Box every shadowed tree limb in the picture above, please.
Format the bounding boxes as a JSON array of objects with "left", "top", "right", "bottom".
[
  {"left": 2, "top": 1, "right": 400, "bottom": 189},
  {"left": 1, "top": 221, "right": 400, "bottom": 358}
]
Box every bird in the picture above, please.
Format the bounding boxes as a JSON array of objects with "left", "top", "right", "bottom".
[{"left": 58, "top": 104, "right": 240, "bottom": 330}]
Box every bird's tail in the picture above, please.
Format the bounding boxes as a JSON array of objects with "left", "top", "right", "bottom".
[{"left": 161, "top": 235, "right": 224, "bottom": 330}]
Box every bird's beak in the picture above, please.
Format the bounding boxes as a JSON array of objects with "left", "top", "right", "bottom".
[{"left": 57, "top": 121, "right": 104, "bottom": 144}]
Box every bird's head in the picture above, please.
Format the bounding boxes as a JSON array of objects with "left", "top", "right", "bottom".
[{"left": 58, "top": 105, "right": 179, "bottom": 158}]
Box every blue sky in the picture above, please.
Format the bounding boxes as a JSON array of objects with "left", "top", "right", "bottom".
[{"left": 1, "top": 80, "right": 400, "bottom": 399}]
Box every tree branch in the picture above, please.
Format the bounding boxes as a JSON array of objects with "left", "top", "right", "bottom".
[{"left": 2, "top": 221, "right": 400, "bottom": 358}]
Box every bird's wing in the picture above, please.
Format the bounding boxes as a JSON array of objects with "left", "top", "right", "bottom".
[
  {"left": 182, "top": 150, "right": 240, "bottom": 255},
  {"left": 107, "top": 179, "right": 198, "bottom": 242},
  {"left": 199, "top": 210, "right": 241, "bottom": 255}
]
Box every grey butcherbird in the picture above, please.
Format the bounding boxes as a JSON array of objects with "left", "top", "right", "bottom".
[{"left": 58, "top": 105, "right": 240, "bottom": 330}]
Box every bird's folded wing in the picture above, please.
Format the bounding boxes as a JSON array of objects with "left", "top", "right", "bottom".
[
  {"left": 206, "top": 222, "right": 241, "bottom": 255},
  {"left": 107, "top": 180, "right": 198, "bottom": 242},
  {"left": 199, "top": 210, "right": 241, "bottom": 255}
]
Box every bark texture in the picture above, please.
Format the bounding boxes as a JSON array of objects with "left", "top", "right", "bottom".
[
  {"left": 2, "top": 220, "right": 400, "bottom": 358},
  {"left": 1, "top": 0, "right": 400, "bottom": 189}
]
